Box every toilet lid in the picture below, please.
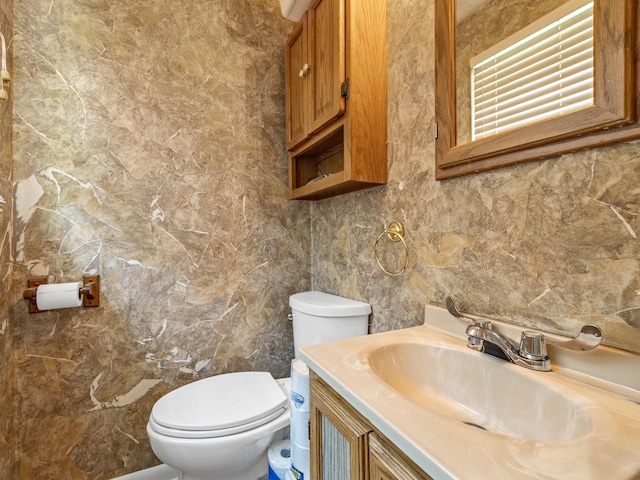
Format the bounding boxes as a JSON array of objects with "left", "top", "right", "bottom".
[{"left": 151, "top": 372, "right": 287, "bottom": 432}]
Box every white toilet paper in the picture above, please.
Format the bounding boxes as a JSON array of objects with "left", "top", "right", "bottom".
[
  {"left": 268, "top": 439, "right": 291, "bottom": 480},
  {"left": 290, "top": 402, "right": 310, "bottom": 447},
  {"left": 291, "top": 359, "right": 310, "bottom": 411},
  {"left": 36, "top": 281, "right": 83, "bottom": 310},
  {"left": 291, "top": 438, "right": 310, "bottom": 480}
]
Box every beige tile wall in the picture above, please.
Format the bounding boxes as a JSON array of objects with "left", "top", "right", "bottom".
[
  {"left": 11, "top": 0, "right": 307, "bottom": 477},
  {"left": 0, "top": 0, "right": 14, "bottom": 477},
  {"left": 311, "top": 0, "right": 640, "bottom": 354},
  {"left": 4, "top": 0, "right": 639, "bottom": 478}
]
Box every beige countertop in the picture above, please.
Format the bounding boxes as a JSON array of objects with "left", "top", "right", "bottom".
[{"left": 300, "top": 305, "right": 640, "bottom": 480}]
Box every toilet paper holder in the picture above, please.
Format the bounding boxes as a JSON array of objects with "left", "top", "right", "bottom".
[{"left": 23, "top": 275, "right": 100, "bottom": 313}]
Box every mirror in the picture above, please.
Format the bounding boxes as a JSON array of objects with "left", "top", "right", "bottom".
[{"left": 435, "top": 0, "right": 640, "bottom": 179}]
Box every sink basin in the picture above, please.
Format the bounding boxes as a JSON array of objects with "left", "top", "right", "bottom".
[{"left": 367, "top": 342, "right": 592, "bottom": 441}]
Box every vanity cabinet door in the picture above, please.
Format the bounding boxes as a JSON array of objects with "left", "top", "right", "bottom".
[
  {"left": 369, "top": 432, "right": 433, "bottom": 480},
  {"left": 310, "top": 372, "right": 371, "bottom": 480}
]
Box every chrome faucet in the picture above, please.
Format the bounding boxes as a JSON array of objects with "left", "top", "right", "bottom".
[{"left": 445, "top": 296, "right": 603, "bottom": 372}]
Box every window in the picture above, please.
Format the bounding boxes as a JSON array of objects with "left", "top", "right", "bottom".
[{"left": 471, "top": 0, "right": 594, "bottom": 140}]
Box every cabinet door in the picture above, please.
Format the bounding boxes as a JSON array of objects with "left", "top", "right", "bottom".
[
  {"left": 310, "top": 373, "right": 370, "bottom": 480},
  {"left": 307, "top": 0, "right": 346, "bottom": 135},
  {"left": 369, "top": 432, "right": 433, "bottom": 480},
  {"left": 286, "top": 15, "right": 308, "bottom": 150}
]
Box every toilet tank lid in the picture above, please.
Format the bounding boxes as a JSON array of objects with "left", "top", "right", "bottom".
[{"left": 289, "top": 291, "right": 371, "bottom": 317}]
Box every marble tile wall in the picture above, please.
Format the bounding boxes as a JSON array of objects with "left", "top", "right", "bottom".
[
  {"left": 5, "top": 0, "right": 640, "bottom": 478},
  {"left": 11, "top": 0, "right": 306, "bottom": 478},
  {"left": 312, "top": 0, "right": 640, "bottom": 354},
  {"left": 0, "top": 0, "right": 14, "bottom": 478}
]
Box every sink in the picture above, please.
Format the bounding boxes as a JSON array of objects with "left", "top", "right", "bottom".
[
  {"left": 367, "top": 342, "right": 592, "bottom": 441},
  {"left": 300, "top": 305, "right": 640, "bottom": 479}
]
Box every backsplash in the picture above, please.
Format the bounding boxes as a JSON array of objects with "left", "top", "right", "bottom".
[{"left": 311, "top": 1, "right": 640, "bottom": 354}]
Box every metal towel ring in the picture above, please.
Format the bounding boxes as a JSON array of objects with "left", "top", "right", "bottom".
[{"left": 374, "top": 221, "right": 409, "bottom": 276}]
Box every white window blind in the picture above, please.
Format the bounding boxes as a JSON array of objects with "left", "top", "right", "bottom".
[{"left": 471, "top": 0, "right": 594, "bottom": 140}]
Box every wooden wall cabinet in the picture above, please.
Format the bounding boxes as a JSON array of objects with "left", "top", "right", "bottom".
[
  {"left": 285, "top": 0, "right": 387, "bottom": 200},
  {"left": 310, "top": 372, "right": 433, "bottom": 480}
]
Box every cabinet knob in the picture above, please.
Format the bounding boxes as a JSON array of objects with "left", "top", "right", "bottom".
[{"left": 298, "top": 63, "right": 311, "bottom": 78}]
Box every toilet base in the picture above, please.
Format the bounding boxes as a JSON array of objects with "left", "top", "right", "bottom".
[{"left": 176, "top": 452, "right": 268, "bottom": 480}]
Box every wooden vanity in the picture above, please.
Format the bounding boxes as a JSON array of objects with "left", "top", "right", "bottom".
[{"left": 310, "top": 372, "right": 433, "bottom": 480}]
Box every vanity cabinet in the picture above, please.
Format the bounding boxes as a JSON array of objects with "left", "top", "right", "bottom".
[
  {"left": 284, "top": 0, "right": 387, "bottom": 200},
  {"left": 310, "top": 372, "right": 433, "bottom": 480},
  {"left": 309, "top": 370, "right": 370, "bottom": 479},
  {"left": 369, "top": 432, "right": 431, "bottom": 480}
]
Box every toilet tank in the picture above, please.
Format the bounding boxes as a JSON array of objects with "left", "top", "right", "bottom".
[{"left": 289, "top": 291, "right": 371, "bottom": 358}]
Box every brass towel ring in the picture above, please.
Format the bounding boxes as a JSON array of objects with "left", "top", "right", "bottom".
[{"left": 374, "top": 221, "right": 409, "bottom": 276}]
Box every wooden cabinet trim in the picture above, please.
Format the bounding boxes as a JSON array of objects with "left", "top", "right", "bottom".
[
  {"left": 369, "top": 432, "right": 434, "bottom": 480},
  {"left": 310, "top": 372, "right": 371, "bottom": 480}
]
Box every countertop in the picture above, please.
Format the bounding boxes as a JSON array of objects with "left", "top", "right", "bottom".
[{"left": 300, "top": 305, "right": 640, "bottom": 480}]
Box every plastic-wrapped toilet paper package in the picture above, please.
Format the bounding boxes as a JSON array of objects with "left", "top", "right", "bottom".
[
  {"left": 285, "top": 470, "right": 296, "bottom": 480},
  {"left": 291, "top": 439, "right": 310, "bottom": 480},
  {"left": 289, "top": 402, "right": 310, "bottom": 447},
  {"left": 291, "top": 359, "right": 310, "bottom": 411},
  {"left": 290, "top": 359, "right": 311, "bottom": 479},
  {"left": 267, "top": 440, "right": 291, "bottom": 480}
]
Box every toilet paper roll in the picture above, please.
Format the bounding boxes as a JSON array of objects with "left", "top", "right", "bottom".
[
  {"left": 290, "top": 403, "right": 310, "bottom": 447},
  {"left": 291, "top": 439, "right": 310, "bottom": 480},
  {"left": 36, "top": 281, "right": 83, "bottom": 311},
  {"left": 267, "top": 439, "right": 291, "bottom": 480},
  {"left": 291, "top": 359, "right": 310, "bottom": 411},
  {"left": 284, "top": 470, "right": 296, "bottom": 480}
]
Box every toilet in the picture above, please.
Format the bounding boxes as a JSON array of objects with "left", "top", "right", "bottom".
[{"left": 146, "top": 291, "right": 371, "bottom": 480}]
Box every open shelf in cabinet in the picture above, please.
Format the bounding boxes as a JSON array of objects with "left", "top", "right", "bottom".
[
  {"left": 289, "top": 120, "right": 385, "bottom": 200},
  {"left": 289, "top": 123, "right": 345, "bottom": 198}
]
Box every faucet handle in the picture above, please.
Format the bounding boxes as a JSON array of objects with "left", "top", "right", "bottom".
[
  {"left": 545, "top": 324, "right": 603, "bottom": 351},
  {"left": 519, "top": 325, "right": 603, "bottom": 361},
  {"left": 519, "top": 332, "right": 548, "bottom": 360}
]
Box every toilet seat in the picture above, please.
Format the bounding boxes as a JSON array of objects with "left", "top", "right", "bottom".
[{"left": 149, "top": 371, "right": 288, "bottom": 439}]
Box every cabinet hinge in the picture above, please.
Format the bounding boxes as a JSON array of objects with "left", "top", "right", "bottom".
[
  {"left": 341, "top": 78, "right": 350, "bottom": 99},
  {"left": 434, "top": 121, "right": 438, "bottom": 140}
]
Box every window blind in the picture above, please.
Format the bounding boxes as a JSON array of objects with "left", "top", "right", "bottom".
[{"left": 471, "top": 0, "right": 594, "bottom": 140}]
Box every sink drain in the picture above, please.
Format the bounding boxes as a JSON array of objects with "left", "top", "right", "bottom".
[{"left": 462, "top": 421, "right": 487, "bottom": 431}]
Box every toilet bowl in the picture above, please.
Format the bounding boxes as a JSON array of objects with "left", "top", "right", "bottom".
[
  {"left": 147, "top": 372, "right": 290, "bottom": 480},
  {"left": 146, "top": 291, "right": 371, "bottom": 480}
]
